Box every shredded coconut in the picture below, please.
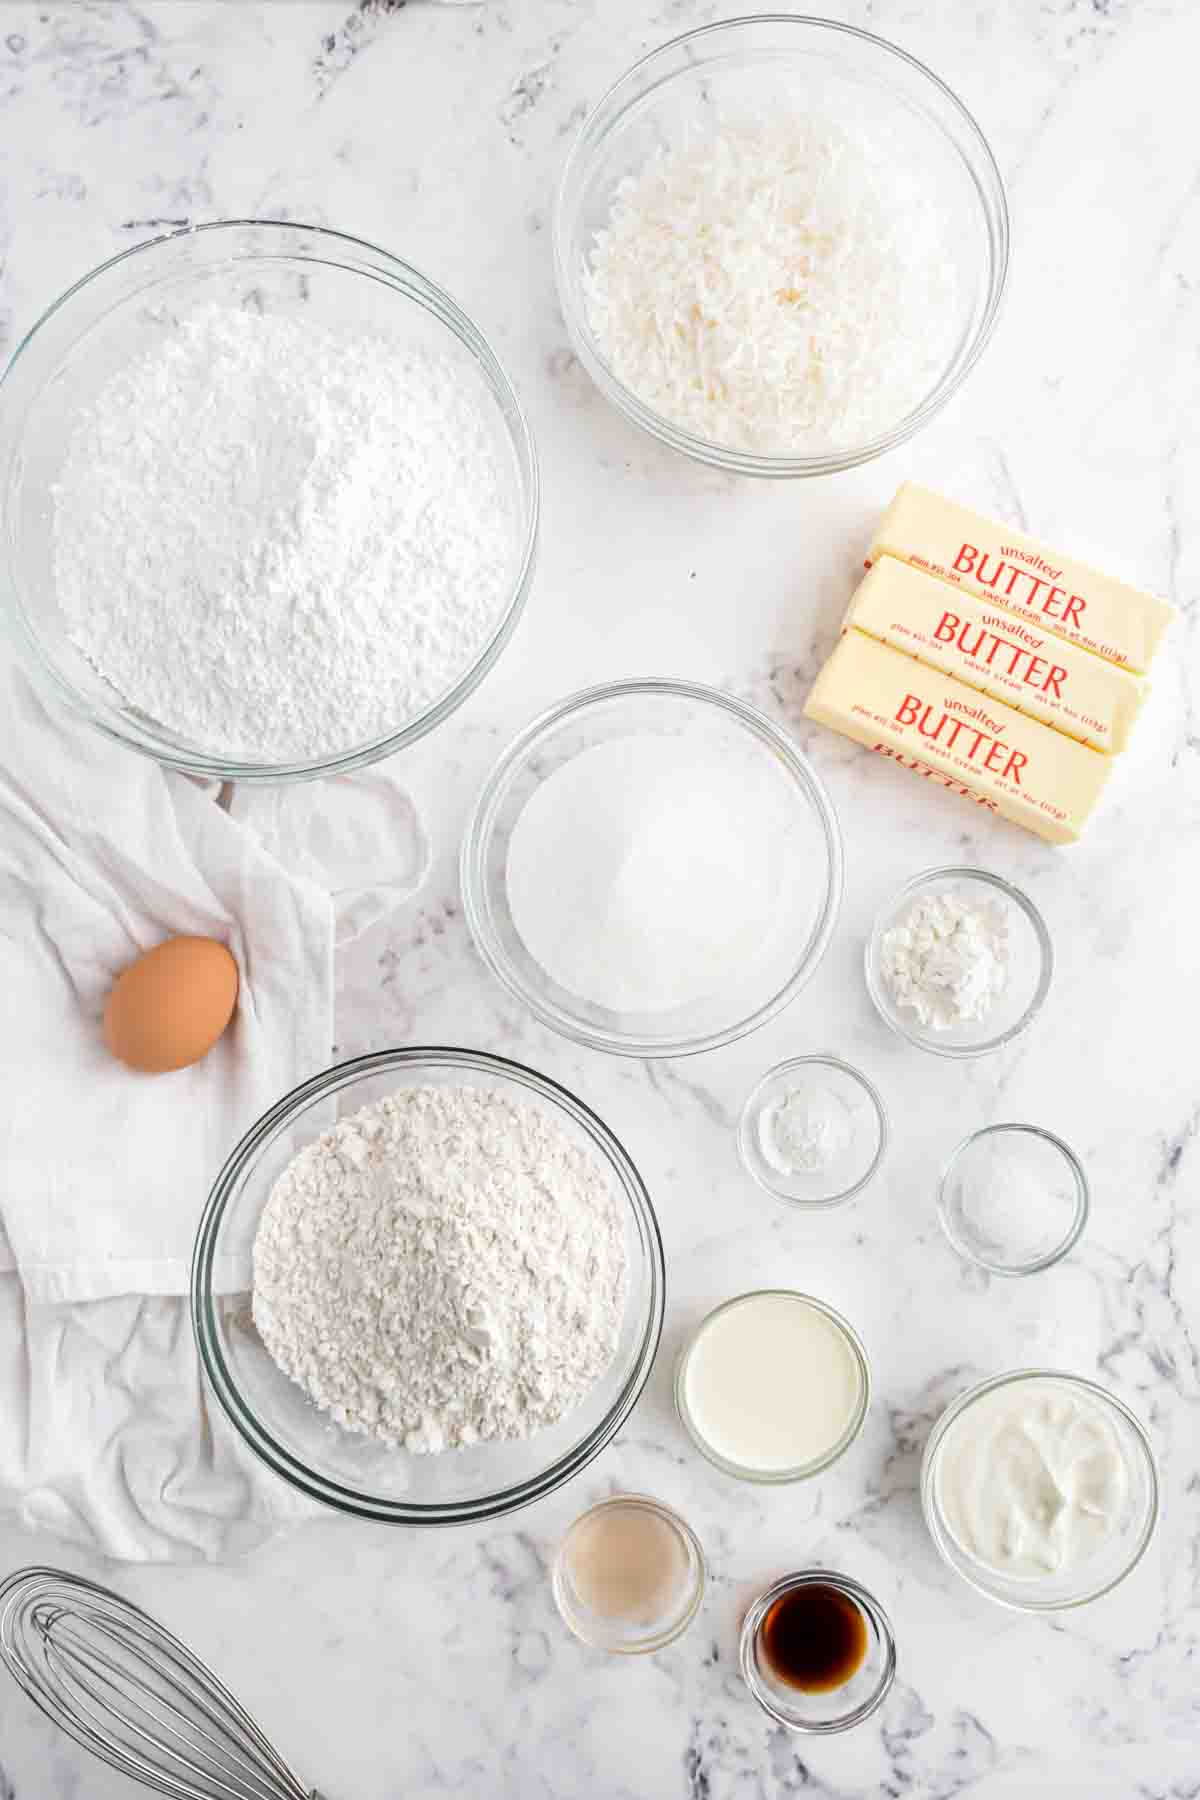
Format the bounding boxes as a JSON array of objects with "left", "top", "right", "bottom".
[
  {"left": 880, "top": 889, "right": 1009, "bottom": 1031},
  {"left": 252, "top": 1084, "right": 628, "bottom": 1454},
  {"left": 52, "top": 304, "right": 518, "bottom": 760},
  {"left": 584, "top": 115, "right": 959, "bottom": 454}
]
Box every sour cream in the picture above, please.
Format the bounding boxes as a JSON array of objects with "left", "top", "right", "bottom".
[{"left": 935, "top": 1378, "right": 1129, "bottom": 1579}]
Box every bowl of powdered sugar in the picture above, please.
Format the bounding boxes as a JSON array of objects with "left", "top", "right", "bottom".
[
  {"left": 0, "top": 220, "right": 537, "bottom": 777},
  {"left": 191, "top": 1047, "right": 664, "bottom": 1525},
  {"left": 555, "top": 17, "right": 1008, "bottom": 476}
]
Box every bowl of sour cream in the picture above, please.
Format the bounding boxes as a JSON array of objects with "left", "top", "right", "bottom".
[{"left": 920, "top": 1371, "right": 1159, "bottom": 1610}]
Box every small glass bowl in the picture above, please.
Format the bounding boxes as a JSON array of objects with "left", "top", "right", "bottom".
[
  {"left": 0, "top": 220, "right": 538, "bottom": 781},
  {"left": 739, "top": 1572, "right": 897, "bottom": 1733},
  {"left": 552, "top": 1495, "right": 705, "bottom": 1654},
  {"left": 555, "top": 16, "right": 1008, "bottom": 478},
  {"left": 921, "top": 1371, "right": 1159, "bottom": 1611},
  {"left": 938, "top": 1123, "right": 1088, "bottom": 1276},
  {"left": 674, "top": 1291, "right": 870, "bottom": 1483},
  {"left": 865, "top": 867, "right": 1053, "bottom": 1058},
  {"left": 738, "top": 1055, "right": 888, "bottom": 1207},
  {"left": 461, "top": 679, "right": 842, "bottom": 1059}
]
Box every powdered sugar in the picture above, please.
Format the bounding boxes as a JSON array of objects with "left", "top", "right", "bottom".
[
  {"left": 251, "top": 1084, "right": 628, "bottom": 1454},
  {"left": 52, "top": 304, "right": 519, "bottom": 760},
  {"left": 880, "top": 889, "right": 1009, "bottom": 1031}
]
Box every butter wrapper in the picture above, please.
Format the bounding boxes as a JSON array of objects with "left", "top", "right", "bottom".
[
  {"left": 866, "top": 482, "right": 1173, "bottom": 675},
  {"left": 804, "top": 629, "right": 1110, "bottom": 846},
  {"left": 846, "top": 557, "right": 1146, "bottom": 754}
]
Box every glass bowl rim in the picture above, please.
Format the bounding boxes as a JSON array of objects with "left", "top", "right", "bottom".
[
  {"left": 460, "top": 675, "right": 844, "bottom": 1059},
  {"left": 553, "top": 12, "right": 1011, "bottom": 479},
  {"left": 551, "top": 1492, "right": 707, "bottom": 1653},
  {"left": 919, "top": 1367, "right": 1160, "bottom": 1612},
  {"left": 673, "top": 1288, "right": 871, "bottom": 1483},
  {"left": 937, "top": 1121, "right": 1089, "bottom": 1276},
  {"left": 189, "top": 1044, "right": 666, "bottom": 1525},
  {"left": 864, "top": 864, "right": 1054, "bottom": 1059},
  {"left": 737, "top": 1052, "right": 890, "bottom": 1208},
  {"left": 1, "top": 217, "right": 540, "bottom": 783},
  {"left": 738, "top": 1568, "right": 898, "bottom": 1733}
]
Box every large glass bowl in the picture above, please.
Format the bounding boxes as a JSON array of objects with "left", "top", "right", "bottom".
[
  {"left": 190, "top": 1048, "right": 664, "bottom": 1525},
  {"left": 0, "top": 220, "right": 539, "bottom": 781},
  {"left": 460, "top": 679, "right": 843, "bottom": 1058},
  {"left": 554, "top": 16, "right": 1008, "bottom": 477},
  {"left": 921, "top": 1371, "right": 1159, "bottom": 1611}
]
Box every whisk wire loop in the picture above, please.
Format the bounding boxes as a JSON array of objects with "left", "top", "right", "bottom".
[{"left": 0, "top": 1567, "right": 317, "bottom": 1800}]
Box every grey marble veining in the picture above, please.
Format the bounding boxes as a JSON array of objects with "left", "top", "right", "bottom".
[{"left": 1, "top": 1, "right": 1199, "bottom": 1795}]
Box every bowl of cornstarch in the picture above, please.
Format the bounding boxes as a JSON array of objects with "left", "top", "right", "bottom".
[
  {"left": 554, "top": 17, "right": 1008, "bottom": 476},
  {"left": 461, "top": 679, "right": 843, "bottom": 1057},
  {"left": 0, "top": 220, "right": 538, "bottom": 778},
  {"left": 191, "top": 1047, "right": 664, "bottom": 1524}
]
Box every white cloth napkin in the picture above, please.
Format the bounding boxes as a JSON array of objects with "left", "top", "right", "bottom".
[
  {"left": 0, "top": 660, "right": 333, "bottom": 1302},
  {"left": 0, "top": 658, "right": 428, "bottom": 1560}
]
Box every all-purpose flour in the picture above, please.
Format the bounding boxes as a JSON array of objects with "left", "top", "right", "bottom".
[
  {"left": 252, "top": 1084, "right": 628, "bottom": 1453},
  {"left": 52, "top": 305, "right": 518, "bottom": 759}
]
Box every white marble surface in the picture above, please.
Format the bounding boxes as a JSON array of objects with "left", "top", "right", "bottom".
[{"left": 1, "top": 1, "right": 1199, "bottom": 1794}]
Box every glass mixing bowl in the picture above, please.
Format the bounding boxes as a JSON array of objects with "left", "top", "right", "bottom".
[
  {"left": 0, "top": 220, "right": 539, "bottom": 781},
  {"left": 460, "top": 679, "right": 843, "bottom": 1058},
  {"left": 554, "top": 16, "right": 1008, "bottom": 477},
  {"left": 190, "top": 1048, "right": 664, "bottom": 1525}
]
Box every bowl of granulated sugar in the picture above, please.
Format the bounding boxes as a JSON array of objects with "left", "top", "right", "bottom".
[
  {"left": 461, "top": 678, "right": 843, "bottom": 1057},
  {"left": 0, "top": 220, "right": 538, "bottom": 780}
]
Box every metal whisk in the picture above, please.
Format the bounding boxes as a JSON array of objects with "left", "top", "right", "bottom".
[{"left": 0, "top": 1566, "right": 328, "bottom": 1800}]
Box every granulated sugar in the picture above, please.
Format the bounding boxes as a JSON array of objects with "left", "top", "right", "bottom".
[
  {"left": 53, "top": 304, "right": 519, "bottom": 760},
  {"left": 505, "top": 734, "right": 786, "bottom": 1014}
]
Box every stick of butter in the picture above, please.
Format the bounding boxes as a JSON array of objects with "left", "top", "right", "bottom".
[
  {"left": 866, "top": 482, "right": 1172, "bottom": 674},
  {"left": 845, "top": 557, "right": 1146, "bottom": 754},
  {"left": 804, "top": 629, "right": 1110, "bottom": 845}
]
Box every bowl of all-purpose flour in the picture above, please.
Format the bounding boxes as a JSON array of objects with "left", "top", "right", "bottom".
[
  {"left": 0, "top": 221, "right": 538, "bottom": 778},
  {"left": 461, "top": 680, "right": 843, "bottom": 1057},
  {"left": 190, "top": 1047, "right": 664, "bottom": 1525}
]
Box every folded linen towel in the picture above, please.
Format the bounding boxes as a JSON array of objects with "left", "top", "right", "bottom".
[
  {"left": 0, "top": 659, "right": 333, "bottom": 1302},
  {"left": 0, "top": 655, "right": 429, "bottom": 1557}
]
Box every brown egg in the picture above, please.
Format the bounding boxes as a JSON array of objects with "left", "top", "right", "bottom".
[{"left": 103, "top": 935, "right": 239, "bottom": 1073}]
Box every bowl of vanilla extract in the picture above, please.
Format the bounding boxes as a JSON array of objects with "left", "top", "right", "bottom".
[{"left": 739, "top": 1572, "right": 896, "bottom": 1734}]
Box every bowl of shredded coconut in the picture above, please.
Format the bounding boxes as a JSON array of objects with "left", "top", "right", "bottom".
[
  {"left": 554, "top": 17, "right": 1008, "bottom": 475},
  {"left": 191, "top": 1047, "right": 664, "bottom": 1525},
  {"left": 865, "top": 867, "right": 1053, "bottom": 1058},
  {"left": 0, "top": 220, "right": 538, "bottom": 778}
]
